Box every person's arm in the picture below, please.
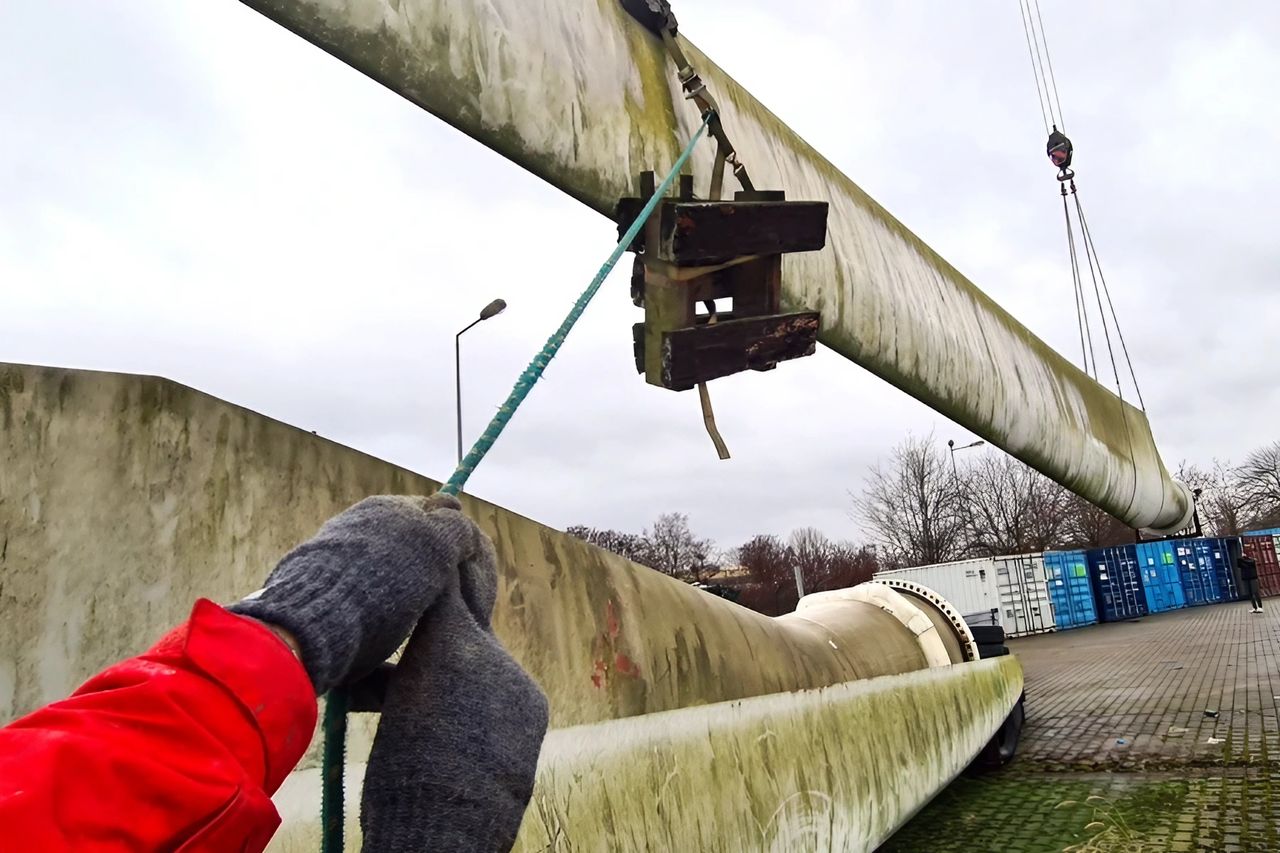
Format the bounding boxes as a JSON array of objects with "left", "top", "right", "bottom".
[
  {"left": 0, "top": 494, "right": 545, "bottom": 852},
  {"left": 0, "top": 599, "right": 315, "bottom": 852}
]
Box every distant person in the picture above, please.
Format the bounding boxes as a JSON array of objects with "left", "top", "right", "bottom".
[
  {"left": 1238, "top": 547, "right": 1263, "bottom": 613},
  {"left": 0, "top": 494, "right": 549, "bottom": 851}
]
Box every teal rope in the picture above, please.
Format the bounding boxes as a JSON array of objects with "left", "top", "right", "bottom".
[
  {"left": 320, "top": 687, "right": 350, "bottom": 853},
  {"left": 440, "top": 114, "right": 712, "bottom": 498},
  {"left": 317, "top": 116, "right": 711, "bottom": 852}
]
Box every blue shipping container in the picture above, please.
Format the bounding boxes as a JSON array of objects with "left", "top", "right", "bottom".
[
  {"left": 1246, "top": 527, "right": 1280, "bottom": 538},
  {"left": 1086, "top": 546, "right": 1149, "bottom": 622},
  {"left": 1191, "top": 538, "right": 1241, "bottom": 602},
  {"left": 1172, "top": 540, "right": 1218, "bottom": 605},
  {"left": 1134, "top": 541, "right": 1187, "bottom": 613},
  {"left": 1043, "top": 550, "right": 1098, "bottom": 629}
]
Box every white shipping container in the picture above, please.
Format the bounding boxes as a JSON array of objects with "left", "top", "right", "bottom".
[
  {"left": 993, "top": 554, "right": 1057, "bottom": 637},
  {"left": 874, "top": 558, "right": 1002, "bottom": 627}
]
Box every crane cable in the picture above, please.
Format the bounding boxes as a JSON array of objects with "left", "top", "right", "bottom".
[
  {"left": 1019, "top": 0, "right": 1152, "bottom": 524},
  {"left": 1060, "top": 189, "right": 1094, "bottom": 377},
  {"left": 1018, "top": 0, "right": 1146, "bottom": 412}
]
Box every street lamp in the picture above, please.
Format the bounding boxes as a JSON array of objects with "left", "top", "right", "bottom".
[
  {"left": 947, "top": 439, "right": 985, "bottom": 474},
  {"left": 456, "top": 299, "right": 508, "bottom": 462}
]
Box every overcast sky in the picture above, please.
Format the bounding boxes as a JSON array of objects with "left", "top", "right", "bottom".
[{"left": 2, "top": 1, "right": 1277, "bottom": 549}]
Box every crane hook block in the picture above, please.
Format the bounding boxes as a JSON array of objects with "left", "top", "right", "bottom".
[
  {"left": 620, "top": 0, "right": 678, "bottom": 37},
  {"left": 1047, "top": 126, "right": 1074, "bottom": 172},
  {"left": 615, "top": 172, "right": 828, "bottom": 392}
]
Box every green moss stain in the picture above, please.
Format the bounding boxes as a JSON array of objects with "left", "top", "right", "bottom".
[
  {"left": 0, "top": 367, "right": 24, "bottom": 430},
  {"left": 885, "top": 776, "right": 1208, "bottom": 853},
  {"left": 514, "top": 658, "right": 1021, "bottom": 852}
]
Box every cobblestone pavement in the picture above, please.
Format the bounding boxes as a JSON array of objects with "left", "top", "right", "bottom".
[{"left": 881, "top": 601, "right": 1280, "bottom": 852}]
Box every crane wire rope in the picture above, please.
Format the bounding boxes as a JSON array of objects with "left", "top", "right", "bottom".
[
  {"left": 1061, "top": 188, "right": 1095, "bottom": 377},
  {"left": 1017, "top": 0, "right": 1051, "bottom": 134},
  {"left": 1031, "top": 0, "right": 1068, "bottom": 130},
  {"left": 1017, "top": 0, "right": 1147, "bottom": 521},
  {"left": 1074, "top": 191, "right": 1125, "bottom": 399},
  {"left": 1075, "top": 197, "right": 1147, "bottom": 410},
  {"left": 1017, "top": 0, "right": 1146, "bottom": 411}
]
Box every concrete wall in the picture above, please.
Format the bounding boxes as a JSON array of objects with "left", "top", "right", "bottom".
[
  {"left": 0, "top": 362, "right": 1021, "bottom": 850},
  {"left": 234, "top": 0, "right": 1191, "bottom": 533}
]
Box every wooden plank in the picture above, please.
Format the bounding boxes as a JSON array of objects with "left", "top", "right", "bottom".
[
  {"left": 661, "top": 201, "right": 829, "bottom": 264},
  {"left": 632, "top": 322, "right": 645, "bottom": 374},
  {"left": 642, "top": 273, "right": 694, "bottom": 384},
  {"left": 616, "top": 199, "right": 829, "bottom": 263},
  {"left": 661, "top": 312, "right": 820, "bottom": 391},
  {"left": 722, "top": 256, "right": 782, "bottom": 317}
]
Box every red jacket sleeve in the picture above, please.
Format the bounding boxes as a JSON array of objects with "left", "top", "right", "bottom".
[{"left": 0, "top": 599, "right": 318, "bottom": 852}]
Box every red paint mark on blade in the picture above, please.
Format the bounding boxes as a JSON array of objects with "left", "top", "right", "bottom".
[
  {"left": 605, "top": 600, "right": 620, "bottom": 639},
  {"left": 615, "top": 653, "right": 639, "bottom": 677}
]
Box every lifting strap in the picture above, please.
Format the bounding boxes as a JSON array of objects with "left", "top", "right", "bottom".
[{"left": 626, "top": 0, "right": 760, "bottom": 459}]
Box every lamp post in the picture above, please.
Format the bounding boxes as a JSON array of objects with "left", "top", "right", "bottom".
[
  {"left": 456, "top": 299, "right": 508, "bottom": 462},
  {"left": 947, "top": 439, "right": 985, "bottom": 474}
]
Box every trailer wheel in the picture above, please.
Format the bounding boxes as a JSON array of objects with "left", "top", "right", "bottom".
[
  {"left": 969, "top": 625, "right": 1006, "bottom": 645},
  {"left": 971, "top": 694, "right": 1025, "bottom": 771}
]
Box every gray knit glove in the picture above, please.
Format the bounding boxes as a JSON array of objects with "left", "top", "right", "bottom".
[
  {"left": 360, "top": 530, "right": 550, "bottom": 852},
  {"left": 228, "top": 494, "right": 482, "bottom": 695}
]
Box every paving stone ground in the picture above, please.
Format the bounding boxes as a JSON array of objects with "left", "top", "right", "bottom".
[{"left": 881, "top": 600, "right": 1280, "bottom": 852}]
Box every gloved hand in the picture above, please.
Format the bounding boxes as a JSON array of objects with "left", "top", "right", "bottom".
[
  {"left": 228, "top": 494, "right": 483, "bottom": 695},
  {"left": 359, "top": 522, "right": 550, "bottom": 853}
]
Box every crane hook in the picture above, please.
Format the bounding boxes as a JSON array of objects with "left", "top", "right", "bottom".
[{"left": 1047, "top": 125, "right": 1075, "bottom": 181}]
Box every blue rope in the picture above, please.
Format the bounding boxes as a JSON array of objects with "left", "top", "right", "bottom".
[{"left": 440, "top": 114, "right": 712, "bottom": 497}]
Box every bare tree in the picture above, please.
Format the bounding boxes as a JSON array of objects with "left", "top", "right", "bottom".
[
  {"left": 823, "top": 541, "right": 880, "bottom": 590},
  {"left": 964, "top": 454, "right": 1071, "bottom": 555},
  {"left": 789, "top": 527, "right": 831, "bottom": 591},
  {"left": 645, "top": 513, "right": 713, "bottom": 581},
  {"left": 687, "top": 542, "right": 720, "bottom": 584},
  {"left": 1237, "top": 442, "right": 1280, "bottom": 529},
  {"left": 1058, "top": 494, "right": 1132, "bottom": 549},
  {"left": 735, "top": 531, "right": 880, "bottom": 615},
  {"left": 737, "top": 535, "right": 791, "bottom": 582},
  {"left": 566, "top": 526, "right": 655, "bottom": 566},
  {"left": 853, "top": 433, "right": 968, "bottom": 567},
  {"left": 1174, "top": 460, "right": 1216, "bottom": 498},
  {"left": 1176, "top": 459, "right": 1250, "bottom": 536},
  {"left": 737, "top": 534, "right": 798, "bottom": 614}
]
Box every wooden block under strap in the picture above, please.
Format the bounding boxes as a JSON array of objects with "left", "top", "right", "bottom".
[
  {"left": 660, "top": 312, "right": 821, "bottom": 391},
  {"left": 615, "top": 198, "right": 829, "bottom": 263},
  {"left": 661, "top": 201, "right": 828, "bottom": 264}
]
